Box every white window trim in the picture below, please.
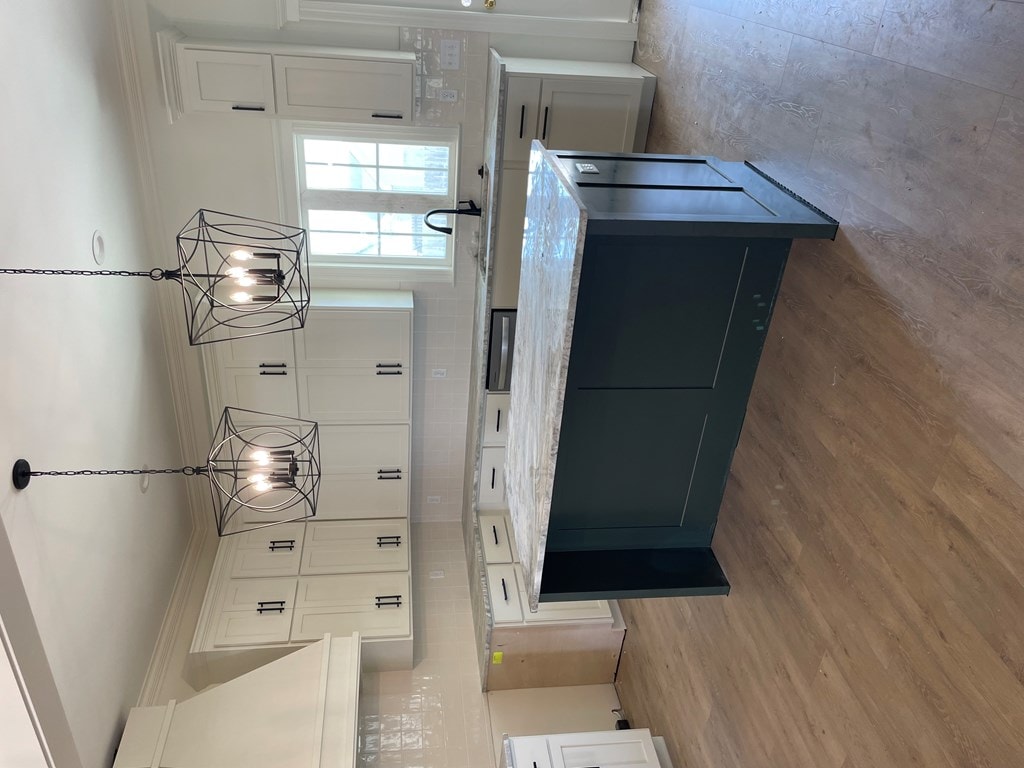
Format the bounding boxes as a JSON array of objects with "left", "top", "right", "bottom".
[{"left": 276, "top": 120, "right": 460, "bottom": 286}]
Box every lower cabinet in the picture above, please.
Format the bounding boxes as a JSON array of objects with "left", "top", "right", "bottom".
[
  {"left": 191, "top": 519, "right": 412, "bottom": 681},
  {"left": 504, "top": 729, "right": 661, "bottom": 768}
]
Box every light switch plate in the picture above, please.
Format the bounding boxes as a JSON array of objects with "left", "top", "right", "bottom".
[
  {"left": 575, "top": 162, "right": 600, "bottom": 174},
  {"left": 438, "top": 89, "right": 459, "bottom": 103}
]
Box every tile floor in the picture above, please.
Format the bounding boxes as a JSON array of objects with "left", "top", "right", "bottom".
[{"left": 357, "top": 522, "right": 494, "bottom": 768}]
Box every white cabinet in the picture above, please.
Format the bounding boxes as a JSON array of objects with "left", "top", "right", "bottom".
[
  {"left": 292, "top": 572, "right": 410, "bottom": 642},
  {"left": 173, "top": 38, "right": 414, "bottom": 123},
  {"left": 505, "top": 730, "right": 661, "bottom": 768},
  {"left": 480, "top": 512, "right": 514, "bottom": 564},
  {"left": 487, "top": 564, "right": 523, "bottom": 625},
  {"left": 489, "top": 51, "right": 656, "bottom": 309},
  {"left": 178, "top": 48, "right": 275, "bottom": 114},
  {"left": 483, "top": 394, "right": 511, "bottom": 447},
  {"left": 317, "top": 424, "right": 410, "bottom": 520},
  {"left": 274, "top": 55, "right": 413, "bottom": 123},
  {"left": 212, "top": 578, "right": 296, "bottom": 648},
  {"left": 479, "top": 446, "right": 508, "bottom": 508},
  {"left": 296, "top": 302, "right": 412, "bottom": 424},
  {"left": 301, "top": 519, "right": 409, "bottom": 574}
]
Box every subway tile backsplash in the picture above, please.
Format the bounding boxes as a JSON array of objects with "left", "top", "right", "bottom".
[{"left": 358, "top": 522, "right": 492, "bottom": 768}]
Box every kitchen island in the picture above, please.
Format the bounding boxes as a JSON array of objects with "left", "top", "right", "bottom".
[{"left": 507, "top": 145, "right": 839, "bottom": 609}]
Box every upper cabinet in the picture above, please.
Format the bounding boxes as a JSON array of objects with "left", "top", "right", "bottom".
[{"left": 169, "top": 36, "right": 415, "bottom": 124}]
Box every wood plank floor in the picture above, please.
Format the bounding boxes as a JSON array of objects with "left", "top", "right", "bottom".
[{"left": 614, "top": 2, "right": 1024, "bottom": 766}]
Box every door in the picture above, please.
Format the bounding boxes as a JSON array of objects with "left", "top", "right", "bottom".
[
  {"left": 178, "top": 48, "right": 275, "bottom": 114},
  {"left": 301, "top": 519, "right": 409, "bottom": 574},
  {"left": 212, "top": 577, "right": 297, "bottom": 647},
  {"left": 539, "top": 78, "right": 640, "bottom": 154},
  {"left": 297, "top": 368, "right": 409, "bottom": 423},
  {"left": 273, "top": 55, "right": 413, "bottom": 123},
  {"left": 548, "top": 729, "right": 660, "bottom": 768},
  {"left": 315, "top": 425, "right": 410, "bottom": 519},
  {"left": 218, "top": 365, "right": 299, "bottom": 422},
  {"left": 502, "top": 76, "right": 541, "bottom": 166}
]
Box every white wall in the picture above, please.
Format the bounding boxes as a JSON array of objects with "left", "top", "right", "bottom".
[{"left": 0, "top": 2, "right": 193, "bottom": 766}]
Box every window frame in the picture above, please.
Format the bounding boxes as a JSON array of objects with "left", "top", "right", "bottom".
[{"left": 277, "top": 121, "right": 460, "bottom": 285}]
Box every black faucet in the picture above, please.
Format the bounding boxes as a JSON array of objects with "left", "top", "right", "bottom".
[{"left": 423, "top": 200, "right": 481, "bottom": 235}]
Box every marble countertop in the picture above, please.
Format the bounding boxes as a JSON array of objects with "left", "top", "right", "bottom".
[{"left": 504, "top": 145, "right": 588, "bottom": 611}]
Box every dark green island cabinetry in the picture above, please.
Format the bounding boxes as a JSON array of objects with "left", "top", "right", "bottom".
[{"left": 505, "top": 148, "right": 838, "bottom": 606}]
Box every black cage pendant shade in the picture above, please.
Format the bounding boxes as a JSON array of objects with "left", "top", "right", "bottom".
[
  {"left": 11, "top": 408, "right": 322, "bottom": 537},
  {"left": 0, "top": 209, "right": 310, "bottom": 346}
]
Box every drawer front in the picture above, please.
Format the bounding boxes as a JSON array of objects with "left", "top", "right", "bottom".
[
  {"left": 483, "top": 393, "right": 511, "bottom": 446},
  {"left": 480, "top": 513, "right": 513, "bottom": 564},
  {"left": 487, "top": 564, "right": 522, "bottom": 624},
  {"left": 301, "top": 520, "right": 409, "bottom": 574},
  {"left": 479, "top": 446, "right": 507, "bottom": 508},
  {"left": 212, "top": 609, "right": 292, "bottom": 647}
]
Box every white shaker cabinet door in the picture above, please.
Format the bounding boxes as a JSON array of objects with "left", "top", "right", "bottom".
[
  {"left": 316, "top": 425, "right": 410, "bottom": 520},
  {"left": 502, "top": 76, "right": 542, "bottom": 166},
  {"left": 301, "top": 519, "right": 409, "bottom": 574},
  {"left": 479, "top": 446, "right": 507, "bottom": 509},
  {"left": 291, "top": 573, "right": 411, "bottom": 642},
  {"left": 178, "top": 48, "right": 275, "bottom": 114},
  {"left": 548, "top": 729, "right": 660, "bottom": 768},
  {"left": 487, "top": 564, "right": 523, "bottom": 624},
  {"left": 539, "top": 78, "right": 641, "bottom": 154},
  {"left": 217, "top": 365, "right": 299, "bottom": 422},
  {"left": 273, "top": 55, "right": 413, "bottom": 123},
  {"left": 297, "top": 368, "right": 409, "bottom": 423},
  {"left": 482, "top": 393, "right": 511, "bottom": 447},
  {"left": 296, "top": 309, "right": 411, "bottom": 367},
  {"left": 480, "top": 513, "right": 513, "bottom": 564}
]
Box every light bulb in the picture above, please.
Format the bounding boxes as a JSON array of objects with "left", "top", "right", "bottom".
[
  {"left": 235, "top": 276, "right": 256, "bottom": 287},
  {"left": 230, "top": 249, "right": 254, "bottom": 261},
  {"left": 248, "top": 473, "right": 271, "bottom": 493},
  {"left": 230, "top": 291, "right": 252, "bottom": 303},
  {"left": 250, "top": 450, "right": 271, "bottom": 466},
  {"left": 225, "top": 266, "right": 247, "bottom": 278},
  {"left": 461, "top": 0, "right": 471, "bottom": 5}
]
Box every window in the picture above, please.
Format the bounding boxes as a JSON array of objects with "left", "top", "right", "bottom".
[{"left": 281, "top": 123, "right": 459, "bottom": 282}]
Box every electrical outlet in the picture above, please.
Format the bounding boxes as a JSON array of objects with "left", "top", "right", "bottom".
[
  {"left": 427, "top": 495, "right": 442, "bottom": 504},
  {"left": 440, "top": 39, "right": 461, "bottom": 70},
  {"left": 438, "top": 89, "right": 459, "bottom": 103},
  {"left": 432, "top": 368, "right": 447, "bottom": 378}
]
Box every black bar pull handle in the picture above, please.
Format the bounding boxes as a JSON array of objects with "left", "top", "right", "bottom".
[
  {"left": 259, "top": 363, "right": 287, "bottom": 368},
  {"left": 257, "top": 600, "right": 286, "bottom": 614},
  {"left": 232, "top": 104, "right": 266, "bottom": 112},
  {"left": 376, "top": 370, "right": 403, "bottom": 376},
  {"left": 376, "top": 363, "right": 403, "bottom": 368},
  {"left": 519, "top": 105, "right": 526, "bottom": 139},
  {"left": 491, "top": 467, "right": 496, "bottom": 489},
  {"left": 372, "top": 112, "right": 403, "bottom": 119},
  {"left": 542, "top": 106, "right": 549, "bottom": 140},
  {"left": 268, "top": 540, "right": 295, "bottom": 551},
  {"left": 501, "top": 577, "right": 508, "bottom": 601},
  {"left": 377, "top": 468, "right": 402, "bottom": 474},
  {"left": 377, "top": 535, "right": 402, "bottom": 547},
  {"left": 260, "top": 371, "right": 288, "bottom": 376},
  {"left": 492, "top": 525, "right": 499, "bottom": 546},
  {"left": 377, "top": 474, "right": 402, "bottom": 480},
  {"left": 496, "top": 408, "right": 502, "bottom": 433},
  {"left": 375, "top": 594, "right": 403, "bottom": 608}
]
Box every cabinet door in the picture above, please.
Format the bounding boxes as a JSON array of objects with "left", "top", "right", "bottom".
[
  {"left": 316, "top": 425, "right": 409, "bottom": 519},
  {"left": 502, "top": 76, "right": 542, "bottom": 166},
  {"left": 487, "top": 564, "right": 523, "bottom": 624},
  {"left": 492, "top": 168, "right": 529, "bottom": 309},
  {"left": 301, "top": 520, "right": 409, "bottom": 574},
  {"left": 510, "top": 737, "right": 553, "bottom": 768},
  {"left": 228, "top": 537, "right": 302, "bottom": 578},
  {"left": 539, "top": 78, "right": 641, "bottom": 154},
  {"left": 479, "top": 446, "right": 507, "bottom": 509},
  {"left": 178, "top": 48, "right": 275, "bottom": 114},
  {"left": 547, "top": 729, "right": 660, "bottom": 768},
  {"left": 480, "top": 513, "right": 513, "bottom": 564},
  {"left": 213, "top": 577, "right": 296, "bottom": 647},
  {"left": 482, "top": 394, "right": 511, "bottom": 447},
  {"left": 274, "top": 55, "right": 413, "bottom": 123},
  {"left": 296, "top": 309, "right": 411, "bottom": 367},
  {"left": 297, "top": 368, "right": 409, "bottom": 423},
  {"left": 212, "top": 328, "right": 296, "bottom": 367},
  {"left": 291, "top": 573, "right": 411, "bottom": 641},
  {"left": 217, "top": 365, "right": 299, "bottom": 422}
]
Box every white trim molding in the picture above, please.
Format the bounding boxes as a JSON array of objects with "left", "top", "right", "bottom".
[{"left": 282, "top": 0, "right": 640, "bottom": 41}]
